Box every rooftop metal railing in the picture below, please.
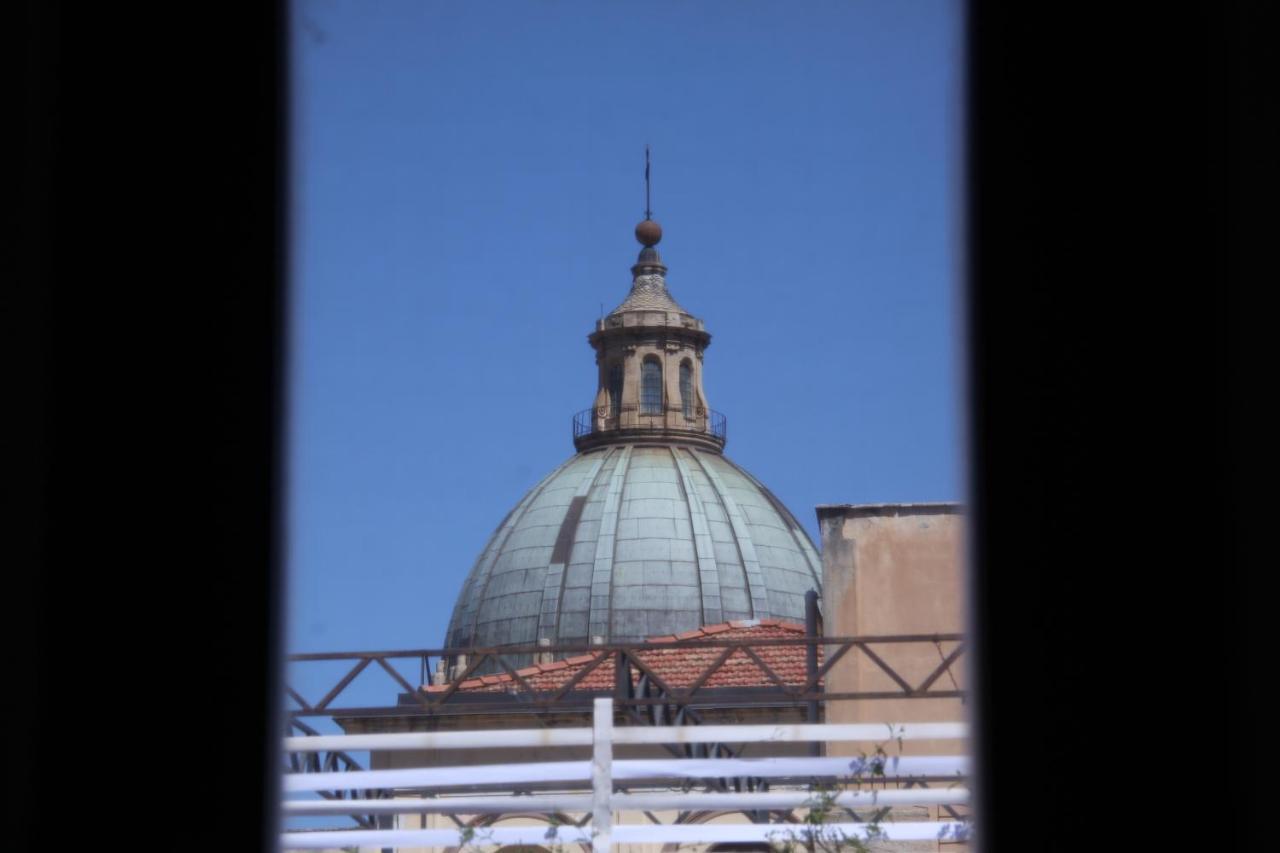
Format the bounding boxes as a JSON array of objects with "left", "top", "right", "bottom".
[
  {"left": 284, "top": 633, "right": 966, "bottom": 720},
  {"left": 572, "top": 404, "right": 727, "bottom": 445}
]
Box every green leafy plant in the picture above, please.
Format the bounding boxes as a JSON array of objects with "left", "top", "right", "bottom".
[
  {"left": 767, "top": 783, "right": 887, "bottom": 853},
  {"left": 540, "top": 813, "right": 581, "bottom": 853},
  {"left": 454, "top": 822, "right": 497, "bottom": 853}
]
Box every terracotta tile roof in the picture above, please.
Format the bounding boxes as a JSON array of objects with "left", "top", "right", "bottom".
[{"left": 423, "top": 619, "right": 821, "bottom": 694}]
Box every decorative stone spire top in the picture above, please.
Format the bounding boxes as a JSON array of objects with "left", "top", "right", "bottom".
[
  {"left": 609, "top": 152, "right": 686, "bottom": 314},
  {"left": 613, "top": 221, "right": 683, "bottom": 314},
  {"left": 574, "top": 178, "right": 723, "bottom": 453}
]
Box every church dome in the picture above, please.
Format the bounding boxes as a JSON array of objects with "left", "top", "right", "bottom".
[
  {"left": 445, "top": 443, "right": 822, "bottom": 648},
  {"left": 445, "top": 197, "right": 822, "bottom": 652}
]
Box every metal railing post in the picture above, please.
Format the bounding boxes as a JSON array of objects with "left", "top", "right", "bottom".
[
  {"left": 592, "top": 697, "right": 613, "bottom": 853},
  {"left": 805, "top": 590, "right": 821, "bottom": 757}
]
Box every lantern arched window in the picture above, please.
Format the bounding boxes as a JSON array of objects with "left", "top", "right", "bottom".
[
  {"left": 640, "top": 358, "right": 663, "bottom": 415},
  {"left": 679, "top": 360, "right": 693, "bottom": 418}
]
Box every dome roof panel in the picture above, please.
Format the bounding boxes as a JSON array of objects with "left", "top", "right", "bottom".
[{"left": 445, "top": 443, "right": 823, "bottom": 651}]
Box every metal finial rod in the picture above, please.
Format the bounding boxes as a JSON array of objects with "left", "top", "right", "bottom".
[{"left": 644, "top": 145, "right": 652, "bottom": 220}]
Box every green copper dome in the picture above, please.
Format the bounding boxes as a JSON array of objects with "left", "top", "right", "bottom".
[{"left": 445, "top": 443, "right": 821, "bottom": 648}]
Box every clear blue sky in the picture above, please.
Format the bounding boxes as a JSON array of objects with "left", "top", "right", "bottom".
[{"left": 286, "top": 0, "right": 964, "bottom": 688}]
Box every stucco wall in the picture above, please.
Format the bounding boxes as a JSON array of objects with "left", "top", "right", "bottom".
[{"left": 817, "top": 503, "right": 968, "bottom": 848}]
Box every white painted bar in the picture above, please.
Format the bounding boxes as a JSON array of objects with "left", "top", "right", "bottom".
[
  {"left": 282, "top": 794, "right": 594, "bottom": 815},
  {"left": 284, "top": 754, "right": 965, "bottom": 792},
  {"left": 282, "top": 760, "right": 590, "bottom": 792},
  {"left": 281, "top": 826, "right": 594, "bottom": 850},
  {"left": 280, "top": 822, "right": 970, "bottom": 849},
  {"left": 610, "top": 721, "right": 967, "bottom": 745},
  {"left": 283, "top": 721, "right": 967, "bottom": 753},
  {"left": 615, "top": 787, "right": 969, "bottom": 811},
  {"left": 611, "top": 754, "right": 968, "bottom": 780},
  {"left": 284, "top": 728, "right": 592, "bottom": 752},
  {"left": 591, "top": 697, "right": 613, "bottom": 853},
  {"left": 282, "top": 787, "right": 969, "bottom": 816},
  {"left": 614, "top": 822, "right": 970, "bottom": 843}
]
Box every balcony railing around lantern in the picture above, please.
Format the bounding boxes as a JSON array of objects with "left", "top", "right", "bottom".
[{"left": 572, "top": 404, "right": 727, "bottom": 443}]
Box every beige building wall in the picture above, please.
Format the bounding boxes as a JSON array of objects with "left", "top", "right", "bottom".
[{"left": 817, "top": 503, "right": 968, "bottom": 849}]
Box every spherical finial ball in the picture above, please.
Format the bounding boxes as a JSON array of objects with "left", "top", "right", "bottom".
[{"left": 635, "top": 219, "right": 663, "bottom": 247}]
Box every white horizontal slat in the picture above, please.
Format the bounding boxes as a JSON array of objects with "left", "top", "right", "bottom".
[
  {"left": 281, "top": 826, "right": 592, "bottom": 850},
  {"left": 611, "top": 721, "right": 967, "bottom": 745},
  {"left": 281, "top": 787, "right": 970, "bottom": 816},
  {"left": 283, "top": 793, "right": 594, "bottom": 815},
  {"left": 612, "top": 754, "right": 968, "bottom": 780},
  {"left": 614, "top": 822, "right": 970, "bottom": 844},
  {"left": 282, "top": 760, "right": 590, "bottom": 792},
  {"left": 280, "top": 821, "right": 970, "bottom": 850},
  {"left": 283, "top": 754, "right": 965, "bottom": 792},
  {"left": 615, "top": 787, "right": 969, "bottom": 811}
]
